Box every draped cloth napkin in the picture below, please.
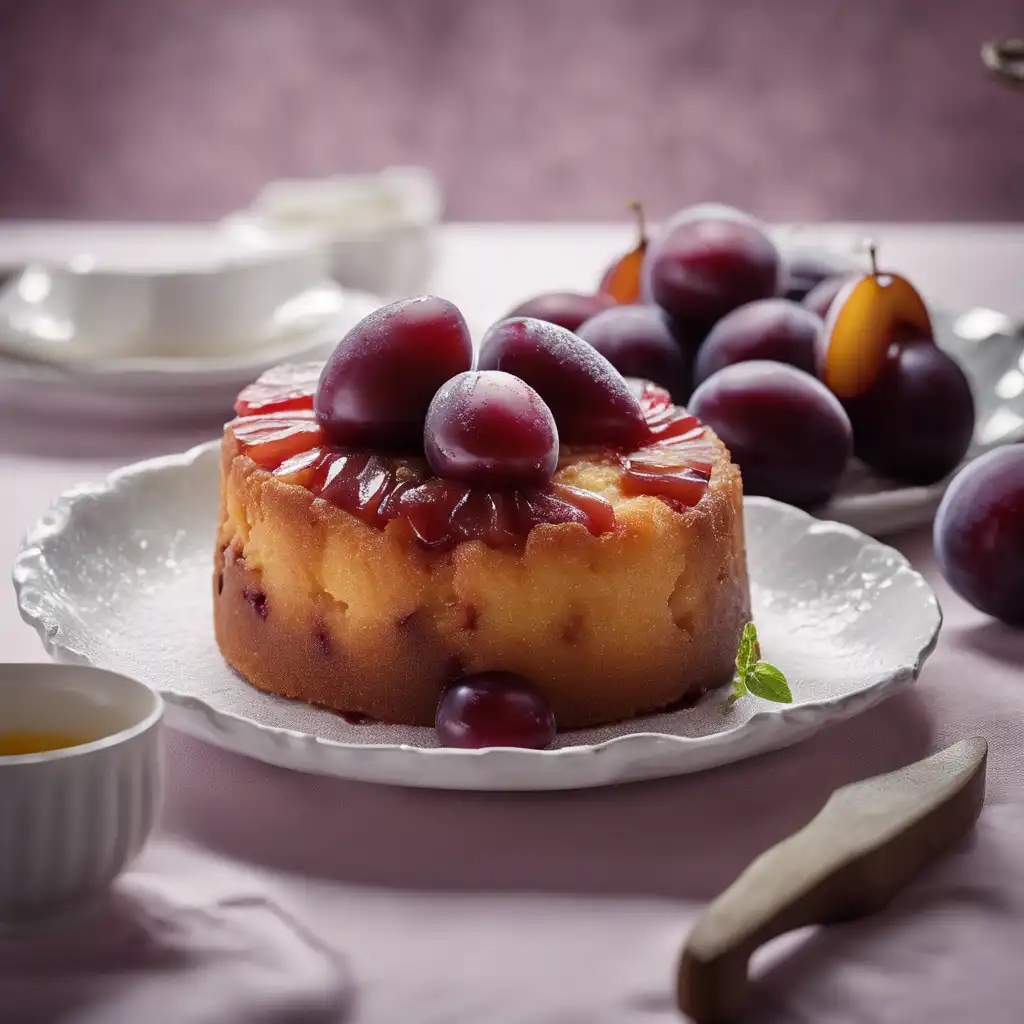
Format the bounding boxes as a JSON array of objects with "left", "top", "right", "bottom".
[{"left": 0, "top": 840, "right": 352, "bottom": 1024}]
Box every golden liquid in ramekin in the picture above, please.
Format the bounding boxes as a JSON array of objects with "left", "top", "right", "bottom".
[{"left": 0, "top": 732, "right": 94, "bottom": 756}]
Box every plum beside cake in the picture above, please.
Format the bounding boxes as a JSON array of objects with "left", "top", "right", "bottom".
[{"left": 214, "top": 297, "right": 750, "bottom": 745}]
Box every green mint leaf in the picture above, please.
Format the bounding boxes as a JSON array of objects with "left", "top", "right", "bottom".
[
  {"left": 730, "top": 672, "right": 748, "bottom": 703},
  {"left": 729, "top": 621, "right": 792, "bottom": 708},
  {"left": 735, "top": 622, "right": 759, "bottom": 679},
  {"left": 746, "top": 662, "right": 793, "bottom": 704}
]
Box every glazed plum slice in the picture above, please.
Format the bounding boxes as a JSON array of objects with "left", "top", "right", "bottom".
[
  {"left": 230, "top": 411, "right": 324, "bottom": 468},
  {"left": 234, "top": 363, "right": 320, "bottom": 416}
]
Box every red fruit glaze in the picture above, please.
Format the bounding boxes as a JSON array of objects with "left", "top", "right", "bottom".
[
  {"left": 274, "top": 448, "right": 414, "bottom": 529},
  {"left": 621, "top": 447, "right": 714, "bottom": 507},
  {"left": 547, "top": 483, "right": 617, "bottom": 534},
  {"left": 405, "top": 481, "right": 528, "bottom": 548},
  {"left": 234, "top": 362, "right": 320, "bottom": 416},
  {"left": 395, "top": 478, "right": 615, "bottom": 550},
  {"left": 230, "top": 411, "right": 324, "bottom": 468},
  {"left": 630, "top": 377, "right": 674, "bottom": 412},
  {"left": 514, "top": 485, "right": 607, "bottom": 534},
  {"left": 320, "top": 453, "right": 403, "bottom": 527},
  {"left": 234, "top": 367, "right": 713, "bottom": 546},
  {"left": 619, "top": 383, "right": 714, "bottom": 508},
  {"left": 314, "top": 296, "right": 473, "bottom": 449},
  {"left": 271, "top": 446, "right": 324, "bottom": 483},
  {"left": 268, "top": 442, "right": 615, "bottom": 551}
]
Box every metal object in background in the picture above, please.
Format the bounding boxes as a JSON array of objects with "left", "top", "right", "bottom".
[{"left": 982, "top": 38, "right": 1024, "bottom": 88}]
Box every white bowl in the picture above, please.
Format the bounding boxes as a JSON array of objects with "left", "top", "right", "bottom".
[
  {"left": 224, "top": 166, "right": 441, "bottom": 298},
  {"left": 0, "top": 224, "right": 336, "bottom": 362},
  {"left": 0, "top": 664, "right": 163, "bottom": 926}
]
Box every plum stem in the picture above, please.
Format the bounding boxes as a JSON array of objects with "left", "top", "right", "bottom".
[
  {"left": 628, "top": 199, "right": 647, "bottom": 247},
  {"left": 867, "top": 240, "right": 879, "bottom": 277}
]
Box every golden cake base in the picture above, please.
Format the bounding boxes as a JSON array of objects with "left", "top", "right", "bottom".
[{"left": 214, "top": 429, "right": 750, "bottom": 728}]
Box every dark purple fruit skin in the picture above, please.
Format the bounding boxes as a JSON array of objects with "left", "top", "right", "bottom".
[
  {"left": 503, "top": 291, "right": 616, "bottom": 333},
  {"left": 694, "top": 298, "right": 822, "bottom": 386},
  {"left": 477, "top": 317, "right": 649, "bottom": 447},
  {"left": 436, "top": 672, "right": 557, "bottom": 749},
  {"left": 424, "top": 371, "right": 558, "bottom": 488},
  {"left": 314, "top": 296, "right": 472, "bottom": 449},
  {"left": 934, "top": 445, "right": 1024, "bottom": 626},
  {"left": 782, "top": 249, "right": 858, "bottom": 302},
  {"left": 842, "top": 339, "right": 975, "bottom": 485},
  {"left": 644, "top": 212, "right": 781, "bottom": 324},
  {"left": 689, "top": 361, "right": 853, "bottom": 508},
  {"left": 575, "top": 304, "right": 692, "bottom": 402},
  {"left": 802, "top": 273, "right": 857, "bottom": 319}
]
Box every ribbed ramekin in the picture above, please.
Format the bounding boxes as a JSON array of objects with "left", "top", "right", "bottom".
[{"left": 0, "top": 663, "right": 163, "bottom": 926}]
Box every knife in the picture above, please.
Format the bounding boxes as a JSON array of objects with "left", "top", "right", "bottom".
[{"left": 678, "top": 736, "right": 988, "bottom": 1023}]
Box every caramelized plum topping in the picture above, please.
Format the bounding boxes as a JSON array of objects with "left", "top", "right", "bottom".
[
  {"left": 424, "top": 371, "right": 558, "bottom": 488},
  {"left": 230, "top": 411, "right": 324, "bottom": 468},
  {"left": 235, "top": 363, "right": 320, "bottom": 416},
  {"left": 477, "top": 317, "right": 649, "bottom": 447},
  {"left": 314, "top": 296, "right": 473, "bottom": 449}
]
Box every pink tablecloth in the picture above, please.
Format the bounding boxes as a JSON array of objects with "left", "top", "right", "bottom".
[
  {"left": 4, "top": 466, "right": 1023, "bottom": 1024},
  {"left": 1, "top": 225, "right": 1023, "bottom": 1023}
]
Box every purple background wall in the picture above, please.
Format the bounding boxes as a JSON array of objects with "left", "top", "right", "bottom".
[{"left": 0, "top": 0, "right": 1021, "bottom": 223}]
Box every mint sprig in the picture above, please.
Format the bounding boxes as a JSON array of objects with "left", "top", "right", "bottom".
[{"left": 729, "top": 622, "right": 793, "bottom": 704}]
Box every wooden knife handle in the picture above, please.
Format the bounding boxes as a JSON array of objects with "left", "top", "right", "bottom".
[{"left": 678, "top": 737, "right": 988, "bottom": 1024}]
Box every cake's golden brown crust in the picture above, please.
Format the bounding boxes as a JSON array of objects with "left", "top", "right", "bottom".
[{"left": 214, "top": 427, "right": 750, "bottom": 728}]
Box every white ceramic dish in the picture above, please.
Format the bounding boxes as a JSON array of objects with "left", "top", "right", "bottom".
[
  {"left": 0, "top": 222, "right": 311, "bottom": 277},
  {"left": 223, "top": 166, "right": 441, "bottom": 298},
  {"left": 0, "top": 224, "right": 340, "bottom": 363},
  {"left": 14, "top": 443, "right": 941, "bottom": 791},
  {"left": 0, "top": 663, "right": 163, "bottom": 926},
  {"left": 0, "top": 289, "right": 382, "bottom": 426}
]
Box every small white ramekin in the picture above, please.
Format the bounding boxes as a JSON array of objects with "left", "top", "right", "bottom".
[
  {"left": 0, "top": 663, "right": 163, "bottom": 927},
  {"left": 223, "top": 166, "right": 441, "bottom": 298}
]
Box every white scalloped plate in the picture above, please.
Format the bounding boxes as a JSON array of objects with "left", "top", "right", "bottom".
[{"left": 13, "top": 444, "right": 941, "bottom": 790}]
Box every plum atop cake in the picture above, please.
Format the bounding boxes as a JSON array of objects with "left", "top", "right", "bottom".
[{"left": 215, "top": 297, "right": 750, "bottom": 747}]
